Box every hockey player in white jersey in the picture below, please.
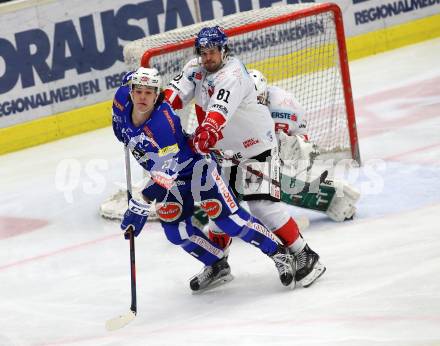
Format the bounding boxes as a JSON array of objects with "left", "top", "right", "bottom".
[
  {"left": 248, "top": 69, "right": 360, "bottom": 222},
  {"left": 164, "top": 26, "right": 325, "bottom": 288}
]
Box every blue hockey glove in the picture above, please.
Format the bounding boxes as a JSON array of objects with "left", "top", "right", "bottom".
[
  {"left": 121, "top": 71, "right": 134, "bottom": 86},
  {"left": 121, "top": 199, "right": 152, "bottom": 239}
]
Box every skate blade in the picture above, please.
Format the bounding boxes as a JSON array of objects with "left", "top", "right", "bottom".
[
  {"left": 191, "top": 274, "right": 234, "bottom": 294},
  {"left": 288, "top": 279, "right": 296, "bottom": 290},
  {"left": 298, "top": 261, "right": 326, "bottom": 288}
]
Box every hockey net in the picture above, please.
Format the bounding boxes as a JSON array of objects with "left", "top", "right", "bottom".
[{"left": 100, "top": 3, "right": 360, "bottom": 220}]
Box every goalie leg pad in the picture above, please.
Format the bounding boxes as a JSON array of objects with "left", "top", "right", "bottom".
[
  {"left": 280, "top": 173, "right": 360, "bottom": 222},
  {"left": 326, "top": 180, "right": 361, "bottom": 222}
]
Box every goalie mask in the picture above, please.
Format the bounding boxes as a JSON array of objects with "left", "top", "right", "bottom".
[{"left": 249, "top": 69, "right": 268, "bottom": 105}]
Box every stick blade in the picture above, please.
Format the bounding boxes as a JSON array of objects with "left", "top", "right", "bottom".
[{"left": 105, "top": 310, "right": 136, "bottom": 331}]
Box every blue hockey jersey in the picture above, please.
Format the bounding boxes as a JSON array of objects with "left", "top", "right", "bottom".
[{"left": 112, "top": 85, "right": 199, "bottom": 182}]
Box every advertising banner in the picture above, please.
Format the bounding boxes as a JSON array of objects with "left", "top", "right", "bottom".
[{"left": 0, "top": 0, "right": 439, "bottom": 129}]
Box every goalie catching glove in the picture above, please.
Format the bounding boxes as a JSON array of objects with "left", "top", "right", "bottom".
[
  {"left": 121, "top": 198, "right": 153, "bottom": 238},
  {"left": 278, "top": 132, "right": 320, "bottom": 170},
  {"left": 192, "top": 112, "right": 226, "bottom": 154}
]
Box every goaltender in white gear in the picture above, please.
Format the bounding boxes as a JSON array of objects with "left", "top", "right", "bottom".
[{"left": 249, "top": 69, "right": 360, "bottom": 222}]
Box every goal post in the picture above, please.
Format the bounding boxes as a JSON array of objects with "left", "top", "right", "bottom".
[{"left": 124, "top": 2, "right": 361, "bottom": 164}]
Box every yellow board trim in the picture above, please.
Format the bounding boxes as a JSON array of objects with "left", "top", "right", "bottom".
[
  {"left": 1, "top": 13, "right": 439, "bottom": 156},
  {"left": 0, "top": 100, "right": 112, "bottom": 155},
  {"left": 347, "top": 13, "right": 440, "bottom": 60},
  {"left": 247, "top": 43, "right": 338, "bottom": 84}
]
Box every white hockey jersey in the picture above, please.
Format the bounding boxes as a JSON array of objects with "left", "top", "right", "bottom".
[
  {"left": 266, "top": 85, "right": 308, "bottom": 139},
  {"left": 165, "top": 56, "right": 276, "bottom": 159}
]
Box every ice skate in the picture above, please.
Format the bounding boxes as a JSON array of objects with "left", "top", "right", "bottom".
[
  {"left": 190, "top": 257, "right": 233, "bottom": 293},
  {"left": 270, "top": 245, "right": 295, "bottom": 287},
  {"left": 292, "top": 244, "right": 326, "bottom": 287}
]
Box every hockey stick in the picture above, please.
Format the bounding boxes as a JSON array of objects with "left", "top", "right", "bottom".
[
  {"left": 211, "top": 149, "right": 281, "bottom": 188},
  {"left": 105, "top": 146, "right": 137, "bottom": 331},
  {"left": 211, "top": 149, "right": 328, "bottom": 194}
]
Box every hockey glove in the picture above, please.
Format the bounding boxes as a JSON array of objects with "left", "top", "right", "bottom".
[
  {"left": 121, "top": 71, "right": 134, "bottom": 86},
  {"left": 279, "top": 132, "right": 319, "bottom": 164},
  {"left": 121, "top": 199, "right": 152, "bottom": 239},
  {"left": 192, "top": 112, "right": 226, "bottom": 154},
  {"left": 192, "top": 124, "right": 220, "bottom": 154}
]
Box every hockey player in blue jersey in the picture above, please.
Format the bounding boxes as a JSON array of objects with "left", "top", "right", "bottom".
[{"left": 112, "top": 67, "right": 295, "bottom": 292}]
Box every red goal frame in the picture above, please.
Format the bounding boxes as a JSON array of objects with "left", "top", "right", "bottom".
[{"left": 140, "top": 3, "right": 360, "bottom": 164}]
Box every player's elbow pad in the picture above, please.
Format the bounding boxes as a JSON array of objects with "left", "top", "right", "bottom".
[{"left": 112, "top": 117, "right": 125, "bottom": 143}]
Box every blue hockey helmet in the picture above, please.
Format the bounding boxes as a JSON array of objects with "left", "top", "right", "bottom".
[{"left": 195, "top": 26, "right": 228, "bottom": 54}]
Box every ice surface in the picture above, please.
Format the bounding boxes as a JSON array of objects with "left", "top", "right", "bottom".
[{"left": 1, "top": 38, "right": 439, "bottom": 346}]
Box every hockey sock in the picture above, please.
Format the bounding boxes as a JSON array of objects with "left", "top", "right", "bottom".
[
  {"left": 273, "top": 217, "right": 300, "bottom": 246},
  {"left": 208, "top": 229, "right": 232, "bottom": 250}
]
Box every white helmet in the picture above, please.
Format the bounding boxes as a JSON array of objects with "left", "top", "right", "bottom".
[
  {"left": 248, "top": 69, "right": 268, "bottom": 104},
  {"left": 131, "top": 67, "right": 161, "bottom": 92}
]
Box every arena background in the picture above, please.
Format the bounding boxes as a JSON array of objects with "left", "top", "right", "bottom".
[{"left": 0, "top": 0, "right": 439, "bottom": 155}]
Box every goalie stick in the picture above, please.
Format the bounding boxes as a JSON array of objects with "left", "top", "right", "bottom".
[
  {"left": 213, "top": 148, "right": 356, "bottom": 217},
  {"left": 105, "top": 146, "right": 137, "bottom": 331},
  {"left": 211, "top": 149, "right": 328, "bottom": 195}
]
